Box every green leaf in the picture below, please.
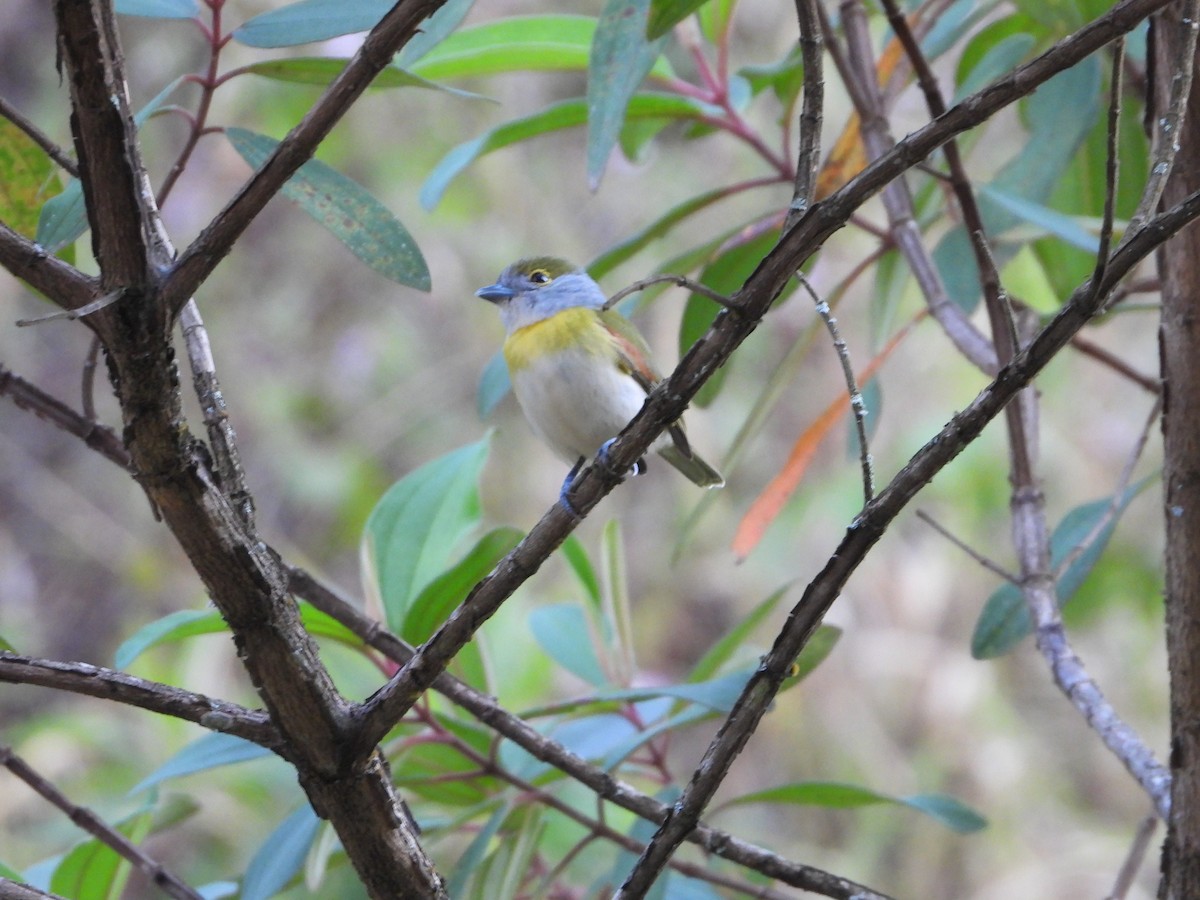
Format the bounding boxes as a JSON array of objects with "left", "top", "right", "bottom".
[
  {"left": 50, "top": 801, "right": 155, "bottom": 900},
  {"left": 393, "top": 741, "right": 499, "bottom": 804},
  {"left": 697, "top": 0, "right": 736, "bottom": 43},
  {"left": 477, "top": 349, "right": 511, "bottom": 418},
  {"left": 972, "top": 478, "right": 1152, "bottom": 659},
  {"left": 115, "top": 609, "right": 224, "bottom": 670},
  {"left": 115, "top": 0, "right": 197, "bottom": 17},
  {"left": 446, "top": 803, "right": 510, "bottom": 897},
  {"left": 560, "top": 535, "right": 602, "bottom": 607},
  {"left": 738, "top": 46, "right": 805, "bottom": 106},
  {"left": 587, "top": 0, "right": 667, "bottom": 189},
  {"left": 36, "top": 179, "right": 86, "bottom": 256},
  {"left": 529, "top": 604, "right": 609, "bottom": 687},
  {"left": 421, "top": 93, "right": 709, "bottom": 209},
  {"left": 241, "top": 58, "right": 489, "bottom": 101},
  {"left": 362, "top": 437, "right": 491, "bottom": 631},
  {"left": 0, "top": 634, "right": 15, "bottom": 653},
  {"left": 727, "top": 782, "right": 987, "bottom": 833},
  {"left": 680, "top": 228, "right": 778, "bottom": 405},
  {"left": 408, "top": 15, "right": 602, "bottom": 81},
  {"left": 688, "top": 586, "right": 789, "bottom": 682},
  {"left": 588, "top": 184, "right": 760, "bottom": 279},
  {"left": 115, "top": 605, "right": 361, "bottom": 671},
  {"left": 0, "top": 119, "right": 61, "bottom": 241},
  {"left": 131, "top": 733, "right": 274, "bottom": 794},
  {"left": 954, "top": 28, "right": 1037, "bottom": 102},
  {"left": 979, "top": 184, "right": 1099, "bottom": 252},
  {"left": 646, "top": 0, "right": 707, "bottom": 39},
  {"left": 396, "top": 0, "right": 476, "bottom": 66},
  {"left": 402, "top": 527, "right": 523, "bottom": 642},
  {"left": 233, "top": 0, "right": 394, "bottom": 48},
  {"left": 241, "top": 806, "right": 321, "bottom": 900},
  {"left": 226, "top": 127, "right": 430, "bottom": 290}
]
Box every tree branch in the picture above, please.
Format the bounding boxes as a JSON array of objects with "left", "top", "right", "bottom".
[
  {"left": 0, "top": 744, "right": 203, "bottom": 900},
  {"left": 352, "top": 0, "right": 1175, "bottom": 762},
  {"left": 0, "top": 653, "right": 281, "bottom": 750}
]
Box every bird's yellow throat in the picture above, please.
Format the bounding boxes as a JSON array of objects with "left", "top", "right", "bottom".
[{"left": 503, "top": 307, "right": 612, "bottom": 373}]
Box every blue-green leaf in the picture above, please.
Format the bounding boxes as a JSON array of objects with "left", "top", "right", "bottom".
[
  {"left": 477, "top": 349, "right": 511, "bottom": 418},
  {"left": 241, "top": 806, "right": 321, "bottom": 900},
  {"left": 362, "top": 437, "right": 490, "bottom": 630},
  {"left": 115, "top": 0, "right": 197, "bottom": 18},
  {"left": 130, "top": 733, "right": 273, "bottom": 795},
  {"left": 688, "top": 586, "right": 788, "bottom": 682},
  {"left": 397, "top": 0, "right": 477, "bottom": 66},
  {"left": 727, "top": 782, "right": 987, "bottom": 833},
  {"left": 971, "top": 478, "right": 1152, "bottom": 659},
  {"left": 233, "top": 0, "right": 393, "bottom": 48},
  {"left": 50, "top": 801, "right": 155, "bottom": 899},
  {"left": 646, "top": 0, "right": 707, "bottom": 39},
  {"left": 979, "top": 184, "right": 1099, "bottom": 252},
  {"left": 226, "top": 127, "right": 429, "bottom": 290},
  {"left": 402, "top": 527, "right": 523, "bottom": 643},
  {"left": 36, "top": 179, "right": 86, "bottom": 254},
  {"left": 529, "top": 604, "right": 608, "bottom": 687},
  {"left": 421, "top": 93, "right": 711, "bottom": 209},
  {"left": 115, "top": 609, "right": 223, "bottom": 670},
  {"left": 587, "top": 0, "right": 667, "bottom": 189}
]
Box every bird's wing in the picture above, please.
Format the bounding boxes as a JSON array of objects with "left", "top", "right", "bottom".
[{"left": 598, "top": 309, "right": 694, "bottom": 457}]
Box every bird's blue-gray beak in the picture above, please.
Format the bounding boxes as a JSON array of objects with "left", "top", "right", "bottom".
[{"left": 476, "top": 283, "right": 515, "bottom": 303}]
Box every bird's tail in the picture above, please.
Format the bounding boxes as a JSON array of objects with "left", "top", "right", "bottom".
[{"left": 657, "top": 444, "right": 725, "bottom": 488}]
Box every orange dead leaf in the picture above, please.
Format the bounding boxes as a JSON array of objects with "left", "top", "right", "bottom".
[
  {"left": 732, "top": 310, "right": 927, "bottom": 562},
  {"left": 813, "top": 35, "right": 909, "bottom": 200}
]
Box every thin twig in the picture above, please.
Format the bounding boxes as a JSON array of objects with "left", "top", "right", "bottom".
[
  {"left": 1090, "top": 38, "right": 1126, "bottom": 295},
  {"left": 1127, "top": 0, "right": 1200, "bottom": 232},
  {"left": 915, "top": 511, "right": 1020, "bottom": 583},
  {"left": 1052, "top": 397, "right": 1160, "bottom": 582},
  {"left": 1070, "top": 334, "right": 1160, "bottom": 393},
  {"left": 800, "top": 275, "right": 874, "bottom": 501},
  {"left": 605, "top": 274, "right": 737, "bottom": 310},
  {"left": 0, "top": 654, "right": 280, "bottom": 749},
  {"left": 785, "top": 0, "right": 823, "bottom": 230},
  {"left": 15, "top": 290, "right": 122, "bottom": 326},
  {"left": 179, "top": 300, "right": 254, "bottom": 528},
  {"left": 1106, "top": 814, "right": 1157, "bottom": 900},
  {"left": 0, "top": 364, "right": 130, "bottom": 469},
  {"left": 0, "top": 744, "right": 204, "bottom": 900},
  {"left": 81, "top": 335, "right": 101, "bottom": 420},
  {"left": 0, "top": 96, "right": 78, "bottom": 177},
  {"left": 287, "top": 568, "right": 889, "bottom": 899}
]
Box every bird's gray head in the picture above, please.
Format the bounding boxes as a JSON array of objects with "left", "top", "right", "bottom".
[{"left": 476, "top": 257, "right": 606, "bottom": 332}]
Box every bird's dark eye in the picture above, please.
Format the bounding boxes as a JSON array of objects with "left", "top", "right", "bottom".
[{"left": 529, "top": 270, "right": 551, "bottom": 285}]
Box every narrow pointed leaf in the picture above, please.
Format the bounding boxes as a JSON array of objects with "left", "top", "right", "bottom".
[
  {"left": 972, "top": 478, "right": 1152, "bottom": 658},
  {"left": 233, "top": 0, "right": 393, "bottom": 48},
  {"left": 421, "top": 94, "right": 709, "bottom": 209},
  {"left": 0, "top": 119, "right": 61, "bottom": 241},
  {"left": 241, "top": 806, "right": 321, "bottom": 900},
  {"left": 397, "top": 0, "right": 476, "bottom": 66},
  {"left": 587, "top": 0, "right": 667, "bottom": 189},
  {"left": 362, "top": 437, "right": 490, "bottom": 630},
  {"left": 115, "top": 0, "right": 197, "bottom": 17},
  {"left": 227, "top": 128, "right": 429, "bottom": 290},
  {"left": 242, "top": 58, "right": 489, "bottom": 101},
  {"left": 131, "top": 733, "right": 273, "bottom": 795},
  {"left": 646, "top": 0, "right": 707, "bottom": 39},
  {"left": 36, "top": 179, "right": 86, "bottom": 255},
  {"left": 529, "top": 604, "right": 608, "bottom": 687}
]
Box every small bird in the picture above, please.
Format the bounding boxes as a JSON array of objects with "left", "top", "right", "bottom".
[{"left": 476, "top": 257, "right": 723, "bottom": 505}]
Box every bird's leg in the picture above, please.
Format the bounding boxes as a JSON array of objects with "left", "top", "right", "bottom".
[
  {"left": 596, "top": 438, "right": 646, "bottom": 479},
  {"left": 559, "top": 457, "right": 586, "bottom": 518}
]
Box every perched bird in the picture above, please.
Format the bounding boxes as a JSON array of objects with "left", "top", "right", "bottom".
[{"left": 476, "top": 257, "right": 724, "bottom": 505}]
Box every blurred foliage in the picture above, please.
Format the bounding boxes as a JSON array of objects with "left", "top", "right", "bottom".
[{"left": 0, "top": 0, "right": 1168, "bottom": 897}]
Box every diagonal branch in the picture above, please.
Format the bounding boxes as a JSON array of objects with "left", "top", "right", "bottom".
[
  {"left": 0, "top": 653, "right": 281, "bottom": 750},
  {"left": 351, "top": 0, "right": 1175, "bottom": 760},
  {"left": 289, "top": 568, "right": 892, "bottom": 900},
  {"left": 613, "top": 172, "right": 1200, "bottom": 894},
  {"left": 161, "top": 0, "right": 444, "bottom": 314},
  {"left": 1, "top": 744, "right": 203, "bottom": 900}
]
